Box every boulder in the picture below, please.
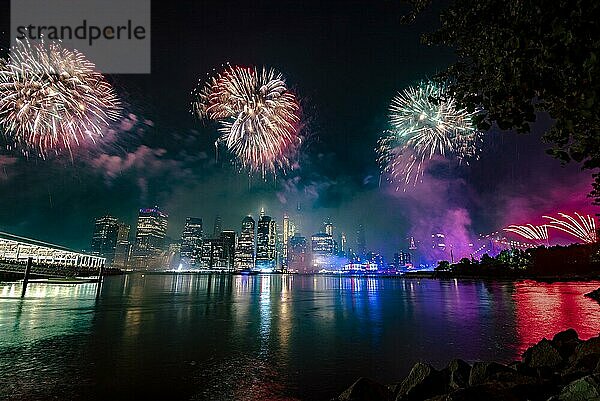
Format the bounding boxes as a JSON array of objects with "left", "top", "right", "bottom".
[
  {"left": 336, "top": 377, "right": 393, "bottom": 401},
  {"left": 552, "top": 329, "right": 582, "bottom": 361},
  {"left": 566, "top": 336, "right": 600, "bottom": 375},
  {"left": 469, "top": 362, "right": 513, "bottom": 386},
  {"left": 523, "top": 339, "right": 564, "bottom": 369},
  {"left": 585, "top": 288, "right": 600, "bottom": 303},
  {"left": 442, "top": 381, "right": 553, "bottom": 401},
  {"left": 395, "top": 362, "right": 447, "bottom": 400},
  {"left": 557, "top": 374, "right": 600, "bottom": 401},
  {"left": 446, "top": 359, "right": 471, "bottom": 390}
]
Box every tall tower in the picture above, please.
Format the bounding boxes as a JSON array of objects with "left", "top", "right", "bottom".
[
  {"left": 113, "top": 222, "right": 131, "bottom": 268},
  {"left": 132, "top": 206, "right": 169, "bottom": 269},
  {"left": 235, "top": 215, "right": 255, "bottom": 270},
  {"left": 91, "top": 215, "right": 119, "bottom": 266},
  {"left": 180, "top": 217, "right": 203, "bottom": 266},
  {"left": 282, "top": 213, "right": 290, "bottom": 268},
  {"left": 213, "top": 215, "right": 222, "bottom": 238},
  {"left": 256, "top": 212, "right": 276, "bottom": 270},
  {"left": 324, "top": 218, "right": 333, "bottom": 236}
]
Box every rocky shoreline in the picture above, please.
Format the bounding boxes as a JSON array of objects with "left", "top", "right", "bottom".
[{"left": 333, "top": 329, "right": 600, "bottom": 401}]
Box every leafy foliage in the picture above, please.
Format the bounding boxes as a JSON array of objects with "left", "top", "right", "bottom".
[{"left": 405, "top": 0, "right": 600, "bottom": 203}]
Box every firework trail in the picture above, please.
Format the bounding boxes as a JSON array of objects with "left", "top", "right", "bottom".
[
  {"left": 0, "top": 39, "right": 121, "bottom": 157},
  {"left": 192, "top": 65, "right": 301, "bottom": 176},
  {"left": 543, "top": 212, "right": 598, "bottom": 244},
  {"left": 504, "top": 224, "right": 549, "bottom": 242},
  {"left": 377, "top": 81, "right": 481, "bottom": 189}
]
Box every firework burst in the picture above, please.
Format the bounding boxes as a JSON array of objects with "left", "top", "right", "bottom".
[
  {"left": 377, "top": 81, "right": 481, "bottom": 189},
  {"left": 504, "top": 224, "right": 549, "bottom": 242},
  {"left": 543, "top": 212, "right": 598, "bottom": 244},
  {"left": 192, "top": 65, "right": 301, "bottom": 176},
  {"left": 0, "top": 39, "right": 121, "bottom": 157}
]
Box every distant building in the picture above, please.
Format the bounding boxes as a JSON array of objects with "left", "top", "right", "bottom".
[
  {"left": 394, "top": 250, "right": 412, "bottom": 268},
  {"left": 235, "top": 215, "right": 255, "bottom": 270},
  {"left": 131, "top": 207, "right": 169, "bottom": 269},
  {"left": 311, "top": 232, "right": 335, "bottom": 270},
  {"left": 324, "top": 218, "right": 333, "bottom": 236},
  {"left": 289, "top": 234, "right": 311, "bottom": 273},
  {"left": 201, "top": 237, "right": 225, "bottom": 269},
  {"left": 180, "top": 217, "right": 203, "bottom": 266},
  {"left": 213, "top": 215, "right": 222, "bottom": 238},
  {"left": 256, "top": 212, "right": 277, "bottom": 270},
  {"left": 282, "top": 213, "right": 290, "bottom": 269},
  {"left": 91, "top": 215, "right": 119, "bottom": 266},
  {"left": 220, "top": 230, "right": 236, "bottom": 270},
  {"left": 113, "top": 222, "right": 131, "bottom": 268}
]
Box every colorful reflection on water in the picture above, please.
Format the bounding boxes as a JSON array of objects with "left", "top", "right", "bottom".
[
  {"left": 514, "top": 280, "right": 600, "bottom": 354},
  {"left": 0, "top": 275, "right": 599, "bottom": 400}
]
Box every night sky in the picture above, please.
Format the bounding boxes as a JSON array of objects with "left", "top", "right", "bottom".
[{"left": 0, "top": 1, "right": 596, "bottom": 259}]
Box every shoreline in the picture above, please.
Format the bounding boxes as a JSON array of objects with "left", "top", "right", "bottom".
[{"left": 334, "top": 329, "right": 600, "bottom": 401}]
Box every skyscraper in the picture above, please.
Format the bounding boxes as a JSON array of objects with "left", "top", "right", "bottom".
[
  {"left": 180, "top": 217, "right": 203, "bottom": 266},
  {"left": 213, "top": 215, "right": 222, "bottom": 238},
  {"left": 220, "top": 230, "right": 236, "bottom": 270},
  {"left": 282, "top": 213, "right": 290, "bottom": 269},
  {"left": 91, "top": 215, "right": 119, "bottom": 266},
  {"left": 289, "top": 234, "right": 311, "bottom": 273},
  {"left": 324, "top": 218, "right": 333, "bottom": 236},
  {"left": 235, "top": 215, "right": 255, "bottom": 270},
  {"left": 113, "top": 222, "right": 131, "bottom": 268},
  {"left": 256, "top": 212, "right": 276, "bottom": 270},
  {"left": 311, "top": 232, "right": 335, "bottom": 270},
  {"left": 131, "top": 207, "right": 169, "bottom": 269}
]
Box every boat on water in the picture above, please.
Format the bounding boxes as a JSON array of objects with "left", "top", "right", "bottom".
[{"left": 232, "top": 269, "right": 259, "bottom": 276}]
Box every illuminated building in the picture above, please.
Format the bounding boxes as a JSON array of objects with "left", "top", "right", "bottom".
[
  {"left": 213, "top": 215, "right": 222, "bottom": 237},
  {"left": 201, "top": 237, "right": 225, "bottom": 269},
  {"left": 220, "top": 230, "right": 236, "bottom": 270},
  {"left": 91, "top": 215, "right": 119, "bottom": 266},
  {"left": 256, "top": 212, "right": 277, "bottom": 270},
  {"left": 180, "top": 217, "right": 203, "bottom": 266},
  {"left": 324, "top": 218, "right": 333, "bottom": 236},
  {"left": 311, "top": 232, "right": 335, "bottom": 270},
  {"left": 235, "top": 215, "right": 255, "bottom": 270},
  {"left": 282, "top": 213, "right": 290, "bottom": 268},
  {"left": 113, "top": 222, "right": 131, "bottom": 268},
  {"left": 340, "top": 232, "right": 347, "bottom": 254},
  {"left": 289, "top": 234, "right": 311, "bottom": 273},
  {"left": 131, "top": 206, "right": 169, "bottom": 269},
  {"left": 394, "top": 251, "right": 412, "bottom": 268}
]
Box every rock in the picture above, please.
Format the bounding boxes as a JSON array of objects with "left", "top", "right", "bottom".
[
  {"left": 395, "top": 362, "right": 447, "bottom": 400},
  {"left": 557, "top": 374, "right": 600, "bottom": 401},
  {"left": 523, "top": 339, "right": 564, "bottom": 369},
  {"left": 567, "top": 336, "right": 600, "bottom": 374},
  {"left": 585, "top": 288, "right": 600, "bottom": 303},
  {"left": 469, "top": 362, "right": 513, "bottom": 386},
  {"left": 552, "top": 329, "right": 582, "bottom": 361},
  {"left": 336, "top": 377, "right": 393, "bottom": 401},
  {"left": 446, "top": 359, "right": 471, "bottom": 390},
  {"left": 443, "top": 381, "right": 554, "bottom": 401}
]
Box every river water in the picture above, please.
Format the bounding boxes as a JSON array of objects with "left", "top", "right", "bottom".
[{"left": 0, "top": 274, "right": 599, "bottom": 400}]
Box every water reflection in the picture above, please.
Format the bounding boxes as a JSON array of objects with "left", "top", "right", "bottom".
[
  {"left": 514, "top": 280, "right": 600, "bottom": 354},
  {"left": 1, "top": 276, "right": 599, "bottom": 401}
]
